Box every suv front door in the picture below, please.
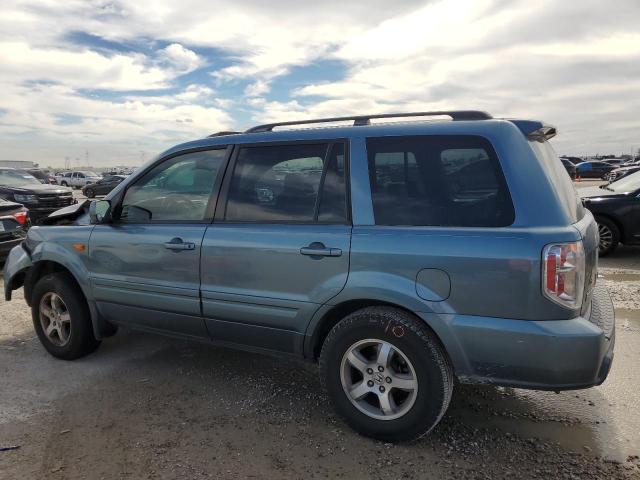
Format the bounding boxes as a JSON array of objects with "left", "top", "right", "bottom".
[
  {"left": 89, "top": 148, "right": 229, "bottom": 338},
  {"left": 201, "top": 141, "right": 351, "bottom": 353}
]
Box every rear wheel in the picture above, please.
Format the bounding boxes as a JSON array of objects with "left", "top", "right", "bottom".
[
  {"left": 319, "top": 307, "right": 453, "bottom": 442},
  {"left": 85, "top": 188, "right": 95, "bottom": 198},
  {"left": 31, "top": 272, "right": 101, "bottom": 360},
  {"left": 596, "top": 217, "right": 620, "bottom": 256},
  {"left": 60, "top": 181, "right": 68, "bottom": 187}
]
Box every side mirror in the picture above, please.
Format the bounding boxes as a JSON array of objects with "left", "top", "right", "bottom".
[{"left": 90, "top": 200, "right": 112, "bottom": 224}]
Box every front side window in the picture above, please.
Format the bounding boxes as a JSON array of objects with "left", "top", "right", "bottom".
[
  {"left": 366, "top": 135, "right": 514, "bottom": 227},
  {"left": 224, "top": 142, "right": 347, "bottom": 223},
  {"left": 119, "top": 149, "right": 226, "bottom": 223}
]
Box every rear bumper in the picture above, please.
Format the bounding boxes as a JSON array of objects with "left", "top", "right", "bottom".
[
  {"left": 424, "top": 283, "right": 615, "bottom": 390},
  {"left": 0, "top": 237, "right": 24, "bottom": 260}
]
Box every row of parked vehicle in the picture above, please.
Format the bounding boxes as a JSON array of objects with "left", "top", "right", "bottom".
[
  {"left": 560, "top": 156, "right": 640, "bottom": 180},
  {"left": 0, "top": 168, "right": 129, "bottom": 259}
]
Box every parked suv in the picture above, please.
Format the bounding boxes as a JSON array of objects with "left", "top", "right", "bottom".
[
  {"left": 0, "top": 168, "right": 74, "bottom": 222},
  {"left": 58, "top": 171, "right": 101, "bottom": 189},
  {"left": 3, "top": 112, "right": 614, "bottom": 441}
]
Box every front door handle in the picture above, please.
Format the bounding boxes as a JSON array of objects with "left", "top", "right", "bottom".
[
  {"left": 300, "top": 242, "right": 342, "bottom": 257},
  {"left": 164, "top": 238, "right": 196, "bottom": 251}
]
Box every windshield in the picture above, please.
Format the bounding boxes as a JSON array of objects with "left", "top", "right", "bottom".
[
  {"left": 81, "top": 171, "right": 99, "bottom": 177},
  {"left": 0, "top": 170, "right": 42, "bottom": 187},
  {"left": 608, "top": 170, "right": 640, "bottom": 193}
]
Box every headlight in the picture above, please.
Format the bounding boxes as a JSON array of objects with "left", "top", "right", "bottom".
[{"left": 14, "top": 194, "right": 38, "bottom": 203}]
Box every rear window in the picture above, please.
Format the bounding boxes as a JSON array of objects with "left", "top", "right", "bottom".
[
  {"left": 528, "top": 140, "right": 584, "bottom": 222},
  {"left": 366, "top": 135, "right": 514, "bottom": 227}
]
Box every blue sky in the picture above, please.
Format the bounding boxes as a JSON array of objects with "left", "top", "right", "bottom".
[{"left": 0, "top": 0, "right": 639, "bottom": 167}]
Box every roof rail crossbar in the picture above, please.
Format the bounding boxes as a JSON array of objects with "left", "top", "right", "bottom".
[{"left": 245, "top": 111, "right": 492, "bottom": 133}]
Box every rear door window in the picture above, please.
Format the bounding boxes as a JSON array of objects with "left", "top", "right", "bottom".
[
  {"left": 366, "top": 135, "right": 514, "bottom": 227},
  {"left": 223, "top": 142, "right": 348, "bottom": 223}
]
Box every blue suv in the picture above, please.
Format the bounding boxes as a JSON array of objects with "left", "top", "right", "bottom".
[{"left": 3, "top": 111, "right": 614, "bottom": 441}]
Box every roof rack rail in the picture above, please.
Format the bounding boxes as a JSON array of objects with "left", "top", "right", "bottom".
[
  {"left": 208, "top": 131, "right": 241, "bottom": 137},
  {"left": 245, "top": 111, "right": 492, "bottom": 133}
]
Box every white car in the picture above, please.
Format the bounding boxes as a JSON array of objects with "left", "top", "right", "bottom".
[{"left": 57, "top": 171, "right": 101, "bottom": 189}]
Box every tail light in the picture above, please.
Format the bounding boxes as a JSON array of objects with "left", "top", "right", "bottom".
[
  {"left": 542, "top": 241, "right": 585, "bottom": 309},
  {"left": 12, "top": 211, "right": 28, "bottom": 225}
]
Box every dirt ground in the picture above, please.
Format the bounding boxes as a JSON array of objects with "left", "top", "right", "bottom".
[{"left": 1, "top": 251, "right": 640, "bottom": 479}]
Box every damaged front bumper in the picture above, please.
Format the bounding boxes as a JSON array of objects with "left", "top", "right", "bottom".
[{"left": 3, "top": 243, "right": 33, "bottom": 301}]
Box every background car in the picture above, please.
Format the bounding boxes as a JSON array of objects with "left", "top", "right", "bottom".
[
  {"left": 0, "top": 197, "right": 29, "bottom": 261},
  {"left": 560, "top": 158, "right": 577, "bottom": 179},
  {"left": 82, "top": 175, "right": 126, "bottom": 198},
  {"left": 580, "top": 170, "right": 640, "bottom": 255},
  {"left": 57, "top": 171, "right": 102, "bottom": 189},
  {"left": 26, "top": 168, "right": 57, "bottom": 184},
  {"left": 575, "top": 161, "right": 617, "bottom": 179},
  {"left": 604, "top": 164, "right": 640, "bottom": 183},
  {"left": 0, "top": 168, "right": 74, "bottom": 222}
]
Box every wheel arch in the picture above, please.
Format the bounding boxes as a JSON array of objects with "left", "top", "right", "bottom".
[
  {"left": 305, "top": 299, "right": 452, "bottom": 367},
  {"left": 26, "top": 259, "right": 108, "bottom": 340}
]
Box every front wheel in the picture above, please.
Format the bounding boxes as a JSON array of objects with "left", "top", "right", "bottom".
[
  {"left": 85, "top": 188, "right": 95, "bottom": 198},
  {"left": 319, "top": 307, "right": 453, "bottom": 442},
  {"left": 60, "top": 181, "right": 68, "bottom": 187},
  {"left": 31, "top": 272, "right": 101, "bottom": 360},
  {"left": 596, "top": 217, "right": 620, "bottom": 256}
]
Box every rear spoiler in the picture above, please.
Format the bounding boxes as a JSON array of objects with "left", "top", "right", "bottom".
[{"left": 509, "top": 119, "right": 557, "bottom": 141}]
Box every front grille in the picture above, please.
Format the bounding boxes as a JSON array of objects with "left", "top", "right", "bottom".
[{"left": 36, "top": 193, "right": 74, "bottom": 209}]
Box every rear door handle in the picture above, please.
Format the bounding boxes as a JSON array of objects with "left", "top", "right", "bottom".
[
  {"left": 300, "top": 243, "right": 342, "bottom": 257},
  {"left": 164, "top": 238, "right": 196, "bottom": 251}
]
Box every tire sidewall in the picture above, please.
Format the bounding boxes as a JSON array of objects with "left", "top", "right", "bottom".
[
  {"left": 321, "top": 310, "right": 450, "bottom": 441},
  {"left": 31, "top": 273, "right": 97, "bottom": 360}
]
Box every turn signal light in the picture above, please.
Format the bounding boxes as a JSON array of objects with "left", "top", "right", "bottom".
[
  {"left": 12, "top": 211, "right": 28, "bottom": 225},
  {"left": 542, "top": 242, "right": 585, "bottom": 309}
]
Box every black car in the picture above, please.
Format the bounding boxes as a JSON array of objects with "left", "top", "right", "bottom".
[
  {"left": 0, "top": 198, "right": 29, "bottom": 261},
  {"left": 580, "top": 170, "right": 640, "bottom": 255},
  {"left": 26, "top": 168, "right": 56, "bottom": 185},
  {"left": 81, "top": 175, "right": 126, "bottom": 198},
  {"left": 605, "top": 164, "right": 640, "bottom": 183},
  {"left": 575, "top": 161, "right": 617, "bottom": 179},
  {"left": 560, "top": 158, "right": 577, "bottom": 179},
  {"left": 0, "top": 168, "right": 74, "bottom": 222}
]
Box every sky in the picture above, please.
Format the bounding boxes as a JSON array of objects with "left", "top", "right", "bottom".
[{"left": 0, "top": 0, "right": 639, "bottom": 168}]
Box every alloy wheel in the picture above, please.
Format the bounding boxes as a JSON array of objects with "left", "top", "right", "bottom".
[
  {"left": 39, "top": 292, "right": 71, "bottom": 347},
  {"left": 598, "top": 223, "right": 613, "bottom": 253},
  {"left": 340, "top": 339, "right": 418, "bottom": 421}
]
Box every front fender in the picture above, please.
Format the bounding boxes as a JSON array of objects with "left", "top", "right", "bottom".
[{"left": 3, "top": 244, "right": 33, "bottom": 300}]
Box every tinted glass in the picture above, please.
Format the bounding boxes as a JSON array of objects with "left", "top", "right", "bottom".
[
  {"left": 225, "top": 143, "right": 330, "bottom": 222},
  {"left": 317, "top": 143, "right": 347, "bottom": 223},
  {"left": 119, "top": 149, "right": 225, "bottom": 223},
  {"left": 366, "top": 135, "right": 514, "bottom": 227}
]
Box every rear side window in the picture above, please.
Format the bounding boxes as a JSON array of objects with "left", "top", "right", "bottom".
[
  {"left": 529, "top": 140, "right": 584, "bottom": 223},
  {"left": 366, "top": 135, "right": 514, "bottom": 227},
  {"left": 224, "top": 142, "right": 348, "bottom": 223}
]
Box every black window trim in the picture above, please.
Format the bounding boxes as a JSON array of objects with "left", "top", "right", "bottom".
[
  {"left": 214, "top": 138, "right": 352, "bottom": 226},
  {"left": 111, "top": 145, "right": 233, "bottom": 225},
  {"left": 365, "top": 134, "right": 515, "bottom": 228}
]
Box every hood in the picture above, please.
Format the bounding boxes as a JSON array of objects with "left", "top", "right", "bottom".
[
  {"left": 579, "top": 186, "right": 628, "bottom": 199},
  {"left": 1, "top": 184, "right": 71, "bottom": 195}
]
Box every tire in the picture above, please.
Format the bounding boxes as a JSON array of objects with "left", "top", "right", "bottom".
[
  {"left": 596, "top": 217, "right": 620, "bottom": 257},
  {"left": 60, "top": 181, "right": 68, "bottom": 187},
  {"left": 31, "top": 272, "right": 101, "bottom": 360},
  {"left": 85, "top": 188, "right": 95, "bottom": 198},
  {"left": 319, "top": 307, "right": 453, "bottom": 442}
]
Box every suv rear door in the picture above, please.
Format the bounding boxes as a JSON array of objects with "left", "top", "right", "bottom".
[
  {"left": 201, "top": 140, "right": 350, "bottom": 353},
  {"left": 88, "top": 148, "right": 229, "bottom": 338}
]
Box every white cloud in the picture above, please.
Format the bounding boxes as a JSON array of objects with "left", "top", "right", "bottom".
[
  {"left": 159, "top": 43, "right": 202, "bottom": 73},
  {"left": 0, "top": 0, "right": 639, "bottom": 164}
]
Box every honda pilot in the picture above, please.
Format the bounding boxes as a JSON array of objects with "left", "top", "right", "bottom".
[{"left": 3, "top": 111, "right": 614, "bottom": 441}]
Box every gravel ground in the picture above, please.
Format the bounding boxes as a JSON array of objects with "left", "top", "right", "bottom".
[{"left": 1, "top": 261, "right": 639, "bottom": 479}]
